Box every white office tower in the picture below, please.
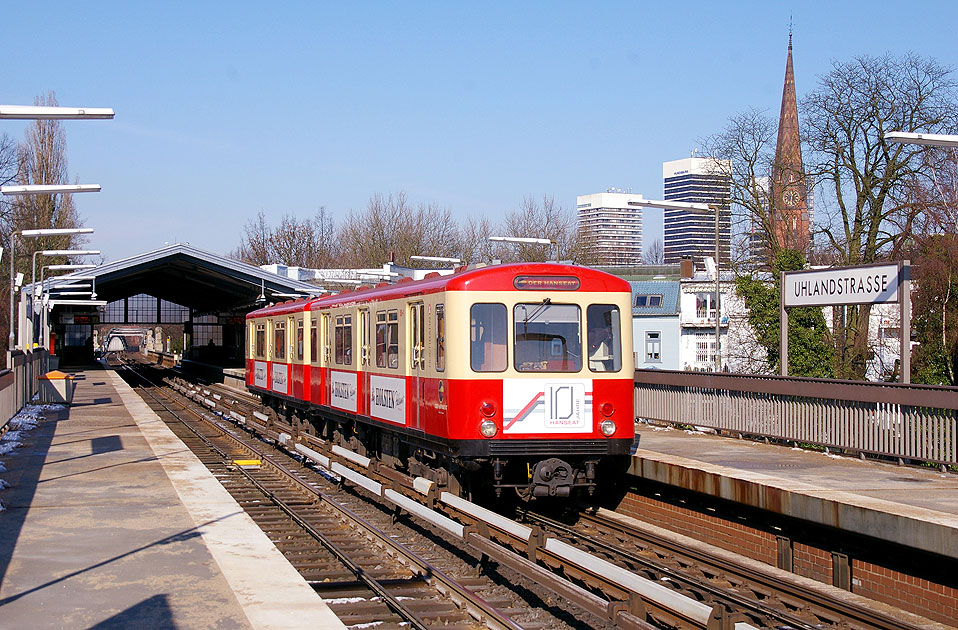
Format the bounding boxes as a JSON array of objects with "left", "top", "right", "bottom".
[
  {"left": 662, "top": 157, "right": 731, "bottom": 265},
  {"left": 576, "top": 190, "right": 645, "bottom": 266}
]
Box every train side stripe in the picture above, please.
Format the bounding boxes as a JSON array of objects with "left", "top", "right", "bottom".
[{"left": 503, "top": 392, "right": 545, "bottom": 430}]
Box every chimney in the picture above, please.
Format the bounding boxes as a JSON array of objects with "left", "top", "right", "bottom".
[{"left": 680, "top": 256, "right": 694, "bottom": 279}]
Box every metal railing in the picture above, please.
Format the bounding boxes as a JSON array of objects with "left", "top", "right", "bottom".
[
  {"left": 1, "top": 350, "right": 51, "bottom": 432},
  {"left": 634, "top": 369, "right": 958, "bottom": 466}
]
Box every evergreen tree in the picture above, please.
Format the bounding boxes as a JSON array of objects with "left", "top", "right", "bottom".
[{"left": 736, "top": 250, "right": 835, "bottom": 377}]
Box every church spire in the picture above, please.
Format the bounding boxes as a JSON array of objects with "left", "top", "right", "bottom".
[{"left": 771, "top": 29, "right": 809, "bottom": 254}]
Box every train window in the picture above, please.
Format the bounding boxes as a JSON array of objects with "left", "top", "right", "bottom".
[
  {"left": 514, "top": 302, "right": 581, "bottom": 373},
  {"left": 471, "top": 303, "right": 507, "bottom": 372},
  {"left": 375, "top": 310, "right": 399, "bottom": 369},
  {"left": 310, "top": 320, "right": 318, "bottom": 364},
  {"left": 435, "top": 305, "right": 445, "bottom": 372},
  {"left": 387, "top": 310, "right": 399, "bottom": 369},
  {"left": 255, "top": 323, "right": 266, "bottom": 359},
  {"left": 376, "top": 311, "right": 387, "bottom": 368},
  {"left": 587, "top": 304, "right": 622, "bottom": 372},
  {"left": 335, "top": 315, "right": 353, "bottom": 365},
  {"left": 274, "top": 321, "right": 286, "bottom": 361},
  {"left": 296, "top": 319, "right": 304, "bottom": 361}
]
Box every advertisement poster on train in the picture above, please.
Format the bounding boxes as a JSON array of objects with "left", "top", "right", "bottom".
[
  {"left": 330, "top": 370, "right": 358, "bottom": 412},
  {"left": 503, "top": 379, "right": 592, "bottom": 434},
  {"left": 254, "top": 361, "right": 268, "bottom": 389},
  {"left": 271, "top": 363, "right": 288, "bottom": 394},
  {"left": 369, "top": 374, "right": 406, "bottom": 425}
]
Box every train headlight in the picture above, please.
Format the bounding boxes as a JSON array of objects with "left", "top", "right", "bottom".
[
  {"left": 600, "top": 402, "right": 615, "bottom": 417},
  {"left": 479, "top": 419, "right": 498, "bottom": 438},
  {"left": 599, "top": 419, "right": 616, "bottom": 436},
  {"left": 480, "top": 401, "right": 497, "bottom": 417}
]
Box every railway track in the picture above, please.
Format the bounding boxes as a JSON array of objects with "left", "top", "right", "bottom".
[
  {"left": 118, "top": 356, "right": 948, "bottom": 630},
  {"left": 115, "top": 357, "right": 609, "bottom": 630}
]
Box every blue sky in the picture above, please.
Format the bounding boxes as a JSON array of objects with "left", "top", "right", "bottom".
[{"left": 3, "top": 2, "right": 958, "bottom": 261}]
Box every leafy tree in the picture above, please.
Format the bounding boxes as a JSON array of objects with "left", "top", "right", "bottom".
[
  {"left": 911, "top": 234, "right": 958, "bottom": 385},
  {"left": 736, "top": 249, "right": 834, "bottom": 377}
]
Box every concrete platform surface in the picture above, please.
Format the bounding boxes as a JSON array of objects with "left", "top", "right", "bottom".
[
  {"left": 630, "top": 423, "right": 958, "bottom": 559},
  {"left": 0, "top": 366, "right": 346, "bottom": 629}
]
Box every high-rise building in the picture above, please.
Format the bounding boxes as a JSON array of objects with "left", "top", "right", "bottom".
[
  {"left": 576, "top": 190, "right": 644, "bottom": 266},
  {"left": 662, "top": 157, "right": 731, "bottom": 265},
  {"left": 770, "top": 32, "right": 812, "bottom": 253}
]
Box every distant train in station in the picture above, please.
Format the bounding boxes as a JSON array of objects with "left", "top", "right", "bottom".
[{"left": 246, "top": 262, "right": 635, "bottom": 498}]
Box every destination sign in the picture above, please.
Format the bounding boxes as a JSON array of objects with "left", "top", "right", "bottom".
[
  {"left": 514, "top": 276, "right": 580, "bottom": 291},
  {"left": 783, "top": 263, "right": 901, "bottom": 307}
]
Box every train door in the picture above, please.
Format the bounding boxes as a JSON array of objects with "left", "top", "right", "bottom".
[
  {"left": 322, "top": 312, "right": 332, "bottom": 405},
  {"left": 359, "top": 308, "right": 370, "bottom": 415},
  {"left": 409, "top": 301, "right": 425, "bottom": 430}
]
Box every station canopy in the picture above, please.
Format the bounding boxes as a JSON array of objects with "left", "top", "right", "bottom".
[{"left": 38, "top": 243, "right": 321, "bottom": 313}]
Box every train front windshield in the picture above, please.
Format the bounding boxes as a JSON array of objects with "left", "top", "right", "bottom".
[
  {"left": 514, "top": 303, "right": 582, "bottom": 372},
  {"left": 470, "top": 301, "right": 624, "bottom": 374}
]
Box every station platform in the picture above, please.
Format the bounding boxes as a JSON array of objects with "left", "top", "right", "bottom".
[
  {"left": 629, "top": 423, "right": 958, "bottom": 560},
  {"left": 0, "top": 366, "right": 346, "bottom": 629}
]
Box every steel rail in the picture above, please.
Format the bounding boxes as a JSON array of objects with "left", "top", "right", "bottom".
[
  {"left": 569, "top": 508, "right": 931, "bottom": 630},
  {"left": 118, "top": 364, "right": 436, "bottom": 630},
  {"left": 123, "top": 361, "right": 523, "bottom": 630}
]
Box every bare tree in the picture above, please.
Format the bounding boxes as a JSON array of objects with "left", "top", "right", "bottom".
[
  {"left": 338, "top": 192, "right": 460, "bottom": 268},
  {"left": 500, "top": 195, "right": 586, "bottom": 262},
  {"left": 700, "top": 108, "right": 778, "bottom": 271},
  {"left": 642, "top": 238, "right": 664, "bottom": 265},
  {"left": 803, "top": 53, "right": 958, "bottom": 378},
  {"left": 10, "top": 92, "right": 86, "bottom": 256},
  {"left": 231, "top": 211, "right": 273, "bottom": 265},
  {"left": 232, "top": 207, "right": 340, "bottom": 268},
  {"left": 0, "top": 92, "right": 89, "bottom": 362}
]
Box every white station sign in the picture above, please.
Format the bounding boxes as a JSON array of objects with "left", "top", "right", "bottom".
[{"left": 783, "top": 264, "right": 901, "bottom": 307}]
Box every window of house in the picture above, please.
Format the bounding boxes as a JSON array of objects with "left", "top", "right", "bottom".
[
  {"left": 645, "top": 331, "right": 661, "bottom": 362},
  {"left": 695, "top": 293, "right": 716, "bottom": 319},
  {"left": 635, "top": 294, "right": 663, "bottom": 308}
]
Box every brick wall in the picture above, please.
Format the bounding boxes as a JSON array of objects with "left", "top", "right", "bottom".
[{"left": 614, "top": 487, "right": 958, "bottom": 626}]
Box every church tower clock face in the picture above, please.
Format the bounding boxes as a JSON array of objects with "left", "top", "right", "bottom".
[{"left": 782, "top": 188, "right": 800, "bottom": 207}]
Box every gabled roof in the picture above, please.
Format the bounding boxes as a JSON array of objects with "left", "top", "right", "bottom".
[
  {"left": 629, "top": 281, "right": 680, "bottom": 316},
  {"left": 38, "top": 243, "right": 321, "bottom": 312}
]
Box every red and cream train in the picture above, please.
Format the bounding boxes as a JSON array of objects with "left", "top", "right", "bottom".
[{"left": 246, "top": 262, "right": 635, "bottom": 498}]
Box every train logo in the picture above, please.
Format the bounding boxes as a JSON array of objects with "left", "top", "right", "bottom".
[
  {"left": 504, "top": 379, "right": 590, "bottom": 434},
  {"left": 330, "top": 371, "right": 358, "bottom": 412},
  {"left": 253, "top": 361, "right": 268, "bottom": 388}
]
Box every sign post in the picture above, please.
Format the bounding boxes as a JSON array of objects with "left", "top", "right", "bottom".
[{"left": 781, "top": 262, "right": 910, "bottom": 382}]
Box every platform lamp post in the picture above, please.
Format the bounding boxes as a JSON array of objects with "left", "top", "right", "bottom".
[
  {"left": 627, "top": 198, "right": 724, "bottom": 371},
  {"left": 39, "top": 266, "right": 97, "bottom": 351},
  {"left": 30, "top": 252, "right": 99, "bottom": 346},
  {"left": 0, "top": 207, "right": 96, "bottom": 351},
  {"left": 488, "top": 236, "right": 558, "bottom": 262}
]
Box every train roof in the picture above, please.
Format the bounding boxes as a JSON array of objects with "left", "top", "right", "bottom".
[{"left": 247, "top": 263, "right": 630, "bottom": 318}]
